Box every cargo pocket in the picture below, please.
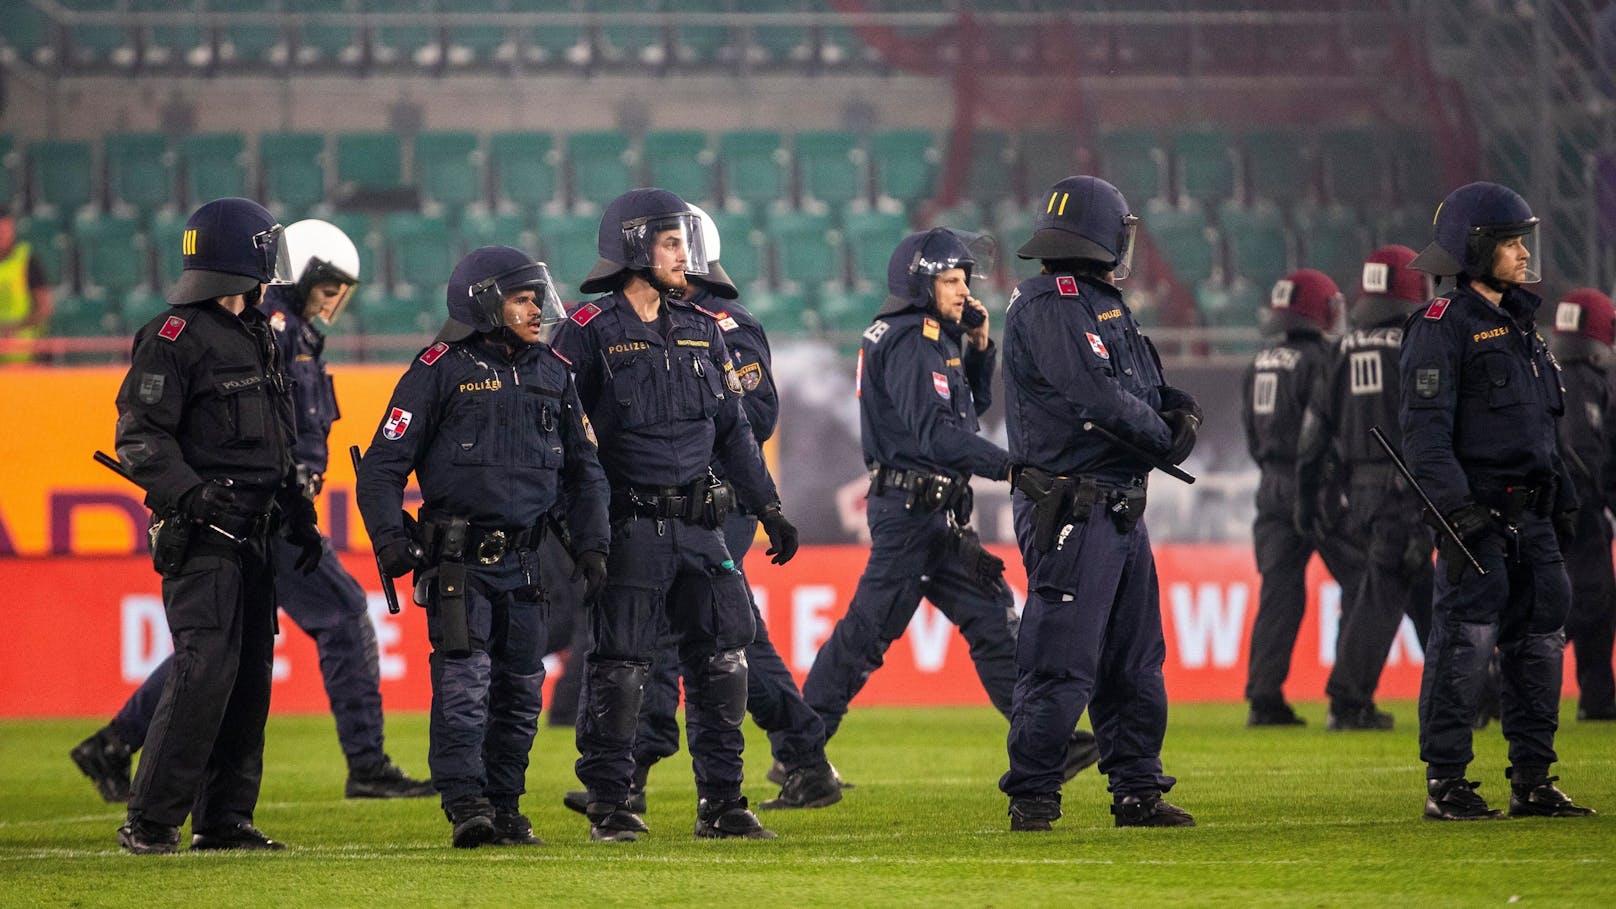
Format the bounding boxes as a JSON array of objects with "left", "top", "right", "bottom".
[{"left": 161, "top": 557, "right": 233, "bottom": 632}]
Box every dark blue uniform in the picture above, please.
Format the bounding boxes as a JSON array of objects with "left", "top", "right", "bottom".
[
  {"left": 112, "top": 285, "right": 391, "bottom": 775},
  {"left": 356, "top": 333, "right": 608, "bottom": 813},
  {"left": 551, "top": 291, "right": 779, "bottom": 805},
  {"left": 799, "top": 295, "right": 1017, "bottom": 741},
  {"left": 998, "top": 272, "right": 1179, "bottom": 802},
  {"left": 1399, "top": 284, "right": 1575, "bottom": 779},
  {"left": 633, "top": 293, "right": 831, "bottom": 775}
]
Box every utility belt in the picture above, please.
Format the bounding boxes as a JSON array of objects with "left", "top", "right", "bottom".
[
  {"left": 148, "top": 508, "right": 274, "bottom": 576},
  {"left": 610, "top": 475, "right": 736, "bottom": 529},
  {"left": 868, "top": 464, "right": 973, "bottom": 521},
  {"left": 1474, "top": 479, "right": 1556, "bottom": 525},
  {"left": 416, "top": 510, "right": 548, "bottom": 566},
  {"left": 1012, "top": 470, "right": 1148, "bottom": 551}
]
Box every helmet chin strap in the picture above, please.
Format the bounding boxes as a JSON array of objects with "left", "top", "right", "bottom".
[{"left": 639, "top": 268, "right": 684, "bottom": 300}]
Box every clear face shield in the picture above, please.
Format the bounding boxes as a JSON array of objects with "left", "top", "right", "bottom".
[
  {"left": 470, "top": 261, "right": 564, "bottom": 338},
  {"left": 621, "top": 212, "right": 710, "bottom": 277},
  {"left": 253, "top": 224, "right": 295, "bottom": 285},
  {"left": 1112, "top": 213, "right": 1140, "bottom": 281},
  {"left": 300, "top": 258, "right": 360, "bottom": 325},
  {"left": 1474, "top": 222, "right": 1542, "bottom": 285},
  {"left": 911, "top": 229, "right": 997, "bottom": 285}
]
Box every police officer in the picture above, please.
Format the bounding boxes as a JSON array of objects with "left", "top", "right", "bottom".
[
  {"left": 1296, "top": 247, "right": 1435, "bottom": 731},
  {"left": 1401, "top": 181, "right": 1593, "bottom": 820},
  {"left": 552, "top": 188, "right": 799, "bottom": 842},
  {"left": 560, "top": 204, "right": 843, "bottom": 817},
  {"left": 1549, "top": 287, "right": 1616, "bottom": 722},
  {"left": 1242, "top": 268, "right": 1363, "bottom": 727},
  {"left": 356, "top": 246, "right": 610, "bottom": 847},
  {"left": 112, "top": 197, "right": 310, "bottom": 854},
  {"left": 71, "top": 220, "right": 433, "bottom": 804},
  {"left": 999, "top": 175, "right": 1198, "bottom": 831}
]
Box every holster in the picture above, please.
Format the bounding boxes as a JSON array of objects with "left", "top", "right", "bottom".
[
  {"left": 686, "top": 475, "right": 735, "bottom": 529},
  {"left": 425, "top": 516, "right": 472, "bottom": 654},
  {"left": 1022, "top": 476, "right": 1100, "bottom": 553},
  {"left": 1107, "top": 485, "right": 1148, "bottom": 534},
  {"left": 148, "top": 513, "right": 193, "bottom": 576}
]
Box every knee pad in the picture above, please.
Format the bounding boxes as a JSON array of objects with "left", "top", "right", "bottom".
[
  {"left": 694, "top": 649, "right": 749, "bottom": 727},
  {"left": 582, "top": 657, "right": 649, "bottom": 745}
]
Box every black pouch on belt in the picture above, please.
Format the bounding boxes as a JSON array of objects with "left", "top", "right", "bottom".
[
  {"left": 433, "top": 517, "right": 472, "bottom": 654},
  {"left": 1109, "top": 485, "right": 1148, "bottom": 533},
  {"left": 149, "top": 513, "right": 193, "bottom": 576}
]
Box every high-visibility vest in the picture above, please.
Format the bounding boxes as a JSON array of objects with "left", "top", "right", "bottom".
[{"left": 0, "top": 241, "right": 36, "bottom": 326}]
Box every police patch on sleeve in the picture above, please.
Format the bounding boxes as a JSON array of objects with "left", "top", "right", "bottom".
[
  {"left": 383, "top": 406, "right": 414, "bottom": 440},
  {"left": 724, "top": 361, "right": 743, "bottom": 394},
  {"left": 138, "top": 373, "right": 165, "bottom": 404},
  {"left": 932, "top": 371, "right": 951, "bottom": 400},
  {"left": 736, "top": 361, "right": 763, "bottom": 391},
  {"left": 1085, "top": 331, "right": 1110, "bottom": 359},
  {"left": 1415, "top": 368, "right": 1441, "bottom": 399}
]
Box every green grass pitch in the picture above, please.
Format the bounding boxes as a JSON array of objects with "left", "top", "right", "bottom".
[{"left": 3, "top": 701, "right": 1613, "bottom": 907}]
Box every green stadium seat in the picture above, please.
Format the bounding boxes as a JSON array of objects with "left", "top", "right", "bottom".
[
  {"left": 815, "top": 284, "right": 881, "bottom": 333},
  {"left": 337, "top": 132, "right": 405, "bottom": 192},
  {"left": 673, "top": 0, "right": 731, "bottom": 65},
  {"left": 566, "top": 131, "right": 634, "bottom": 210},
  {"left": 708, "top": 208, "right": 762, "bottom": 289},
  {"left": 445, "top": 0, "right": 510, "bottom": 66},
  {"left": 461, "top": 210, "right": 533, "bottom": 252},
  {"left": 746, "top": 0, "right": 812, "bottom": 65},
  {"left": 769, "top": 208, "right": 841, "bottom": 290},
  {"left": 1293, "top": 204, "right": 1367, "bottom": 292},
  {"left": 536, "top": 211, "right": 601, "bottom": 295},
  {"left": 14, "top": 214, "right": 69, "bottom": 290},
  {"left": 993, "top": 204, "right": 1038, "bottom": 284},
  {"left": 842, "top": 208, "right": 908, "bottom": 289},
  {"left": 105, "top": 133, "right": 173, "bottom": 218},
  {"left": 1242, "top": 129, "right": 1312, "bottom": 206},
  {"left": 63, "top": 0, "right": 135, "bottom": 68},
  {"left": 719, "top": 130, "right": 787, "bottom": 208},
  {"left": 643, "top": 130, "right": 714, "bottom": 207},
  {"left": 869, "top": 129, "right": 937, "bottom": 206},
  {"left": 357, "top": 285, "right": 438, "bottom": 337},
  {"left": 599, "top": 0, "right": 665, "bottom": 66},
  {"left": 0, "top": 136, "right": 14, "bottom": 210},
  {"left": 795, "top": 130, "right": 863, "bottom": 208},
  {"left": 511, "top": 0, "right": 587, "bottom": 66},
  {"left": 133, "top": 0, "right": 210, "bottom": 69},
  {"left": 1196, "top": 276, "right": 1265, "bottom": 330},
  {"left": 1320, "top": 126, "right": 1389, "bottom": 204},
  {"left": 181, "top": 133, "right": 248, "bottom": 205},
  {"left": 1097, "top": 129, "right": 1164, "bottom": 206},
  {"left": 50, "top": 291, "right": 122, "bottom": 340},
  {"left": 1020, "top": 129, "right": 1081, "bottom": 193},
  {"left": 288, "top": 0, "right": 363, "bottom": 66},
  {"left": 745, "top": 286, "right": 813, "bottom": 335},
  {"left": 323, "top": 212, "right": 378, "bottom": 285},
  {"left": 368, "top": 0, "right": 442, "bottom": 68},
  {"left": 215, "top": 0, "right": 288, "bottom": 69},
  {"left": 0, "top": 0, "right": 57, "bottom": 68},
  {"left": 921, "top": 200, "right": 982, "bottom": 232},
  {"left": 383, "top": 212, "right": 455, "bottom": 291},
  {"left": 965, "top": 130, "right": 1015, "bottom": 205},
  {"left": 489, "top": 131, "right": 558, "bottom": 211},
  {"left": 1218, "top": 201, "right": 1289, "bottom": 289},
  {"left": 1174, "top": 129, "right": 1235, "bottom": 205},
  {"left": 1144, "top": 199, "right": 1216, "bottom": 286},
  {"left": 75, "top": 214, "right": 150, "bottom": 296},
  {"left": 121, "top": 287, "right": 173, "bottom": 333},
  {"left": 414, "top": 131, "right": 483, "bottom": 210},
  {"left": 29, "top": 140, "right": 96, "bottom": 218},
  {"left": 260, "top": 132, "right": 328, "bottom": 212},
  {"left": 150, "top": 209, "right": 186, "bottom": 288}
]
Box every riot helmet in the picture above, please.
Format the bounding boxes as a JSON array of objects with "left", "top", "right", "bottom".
[
  {"left": 1017, "top": 175, "right": 1138, "bottom": 279},
  {"left": 886, "top": 227, "right": 995, "bottom": 305},
  {"left": 1553, "top": 288, "right": 1616, "bottom": 346},
  {"left": 579, "top": 188, "right": 710, "bottom": 296},
  {"left": 441, "top": 246, "right": 564, "bottom": 344},
  {"left": 686, "top": 203, "right": 739, "bottom": 300},
  {"left": 1264, "top": 268, "right": 1342, "bottom": 335},
  {"left": 1409, "top": 182, "right": 1541, "bottom": 288},
  {"left": 1350, "top": 244, "right": 1431, "bottom": 327},
  {"left": 166, "top": 197, "right": 294, "bottom": 306},
  {"left": 284, "top": 219, "right": 361, "bottom": 325}
]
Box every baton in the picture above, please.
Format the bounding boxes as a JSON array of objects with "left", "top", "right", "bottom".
[
  {"left": 1080, "top": 422, "right": 1196, "bottom": 485},
  {"left": 1368, "top": 426, "right": 1487, "bottom": 578},
  {"left": 94, "top": 450, "right": 244, "bottom": 544},
  {"left": 350, "top": 445, "right": 402, "bottom": 614}
]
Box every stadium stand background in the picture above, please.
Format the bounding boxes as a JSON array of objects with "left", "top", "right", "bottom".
[{"left": 0, "top": 0, "right": 1611, "bottom": 365}]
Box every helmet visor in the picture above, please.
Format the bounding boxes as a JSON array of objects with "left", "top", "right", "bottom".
[
  {"left": 471, "top": 261, "right": 564, "bottom": 336},
  {"left": 621, "top": 212, "right": 710, "bottom": 277},
  {"left": 1112, "top": 214, "right": 1140, "bottom": 281},
  {"left": 1473, "top": 222, "right": 1541, "bottom": 285},
  {"left": 254, "top": 223, "right": 295, "bottom": 285},
  {"left": 301, "top": 257, "right": 360, "bottom": 325},
  {"left": 910, "top": 229, "right": 997, "bottom": 283}
]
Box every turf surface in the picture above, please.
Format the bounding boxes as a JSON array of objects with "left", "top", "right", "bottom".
[{"left": 3, "top": 701, "right": 1613, "bottom": 907}]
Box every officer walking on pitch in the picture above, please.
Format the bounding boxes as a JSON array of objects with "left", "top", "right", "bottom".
[
  {"left": 561, "top": 204, "right": 843, "bottom": 816},
  {"left": 1243, "top": 268, "right": 1363, "bottom": 727},
  {"left": 998, "top": 175, "right": 1198, "bottom": 831},
  {"left": 551, "top": 188, "right": 800, "bottom": 841},
  {"left": 1548, "top": 287, "right": 1616, "bottom": 722},
  {"left": 1401, "top": 181, "right": 1593, "bottom": 820},
  {"left": 112, "top": 197, "right": 312, "bottom": 854},
  {"left": 72, "top": 219, "right": 432, "bottom": 803},
  {"left": 357, "top": 246, "right": 610, "bottom": 847},
  {"left": 1296, "top": 246, "right": 1435, "bottom": 731}
]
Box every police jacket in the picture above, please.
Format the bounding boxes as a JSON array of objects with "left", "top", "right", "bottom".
[
  {"left": 1003, "top": 273, "right": 1173, "bottom": 484},
  {"left": 355, "top": 332, "right": 609, "bottom": 554},
  {"left": 693, "top": 291, "right": 777, "bottom": 445},
  {"left": 1399, "top": 284, "right": 1575, "bottom": 516},
  {"left": 1311, "top": 297, "right": 1410, "bottom": 470},
  {"left": 1551, "top": 334, "right": 1616, "bottom": 514},
  {"left": 1244, "top": 327, "right": 1328, "bottom": 470},
  {"left": 550, "top": 290, "right": 780, "bottom": 511},
  {"left": 263, "top": 286, "right": 339, "bottom": 474},
  {"left": 114, "top": 299, "right": 295, "bottom": 516},
  {"left": 856, "top": 296, "right": 1008, "bottom": 482}
]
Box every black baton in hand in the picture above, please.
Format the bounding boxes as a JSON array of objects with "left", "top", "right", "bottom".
[
  {"left": 350, "top": 445, "right": 402, "bottom": 614},
  {"left": 1368, "top": 425, "right": 1487, "bottom": 578},
  {"left": 93, "top": 450, "right": 244, "bottom": 544},
  {"left": 1080, "top": 422, "right": 1196, "bottom": 485}
]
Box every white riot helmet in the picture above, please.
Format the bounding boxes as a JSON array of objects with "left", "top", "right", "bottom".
[
  {"left": 685, "top": 203, "right": 738, "bottom": 299},
  {"left": 284, "top": 219, "right": 362, "bottom": 324}
]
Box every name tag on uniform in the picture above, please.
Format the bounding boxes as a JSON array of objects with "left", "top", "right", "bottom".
[{"left": 1086, "top": 331, "right": 1110, "bottom": 359}]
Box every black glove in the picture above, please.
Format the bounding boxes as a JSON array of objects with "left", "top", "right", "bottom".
[
  {"left": 1553, "top": 509, "right": 1579, "bottom": 549},
  {"left": 179, "top": 480, "right": 238, "bottom": 525},
  {"left": 1435, "top": 503, "right": 1493, "bottom": 585},
  {"left": 377, "top": 537, "right": 424, "bottom": 578},
  {"left": 759, "top": 505, "right": 799, "bottom": 565},
  {"left": 571, "top": 549, "right": 608, "bottom": 606},
  {"left": 1292, "top": 497, "right": 1319, "bottom": 540},
  {"left": 1162, "top": 410, "right": 1200, "bottom": 466},
  {"left": 281, "top": 494, "right": 323, "bottom": 575}
]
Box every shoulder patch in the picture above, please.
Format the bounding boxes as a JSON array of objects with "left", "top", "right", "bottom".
[
  {"left": 1055, "top": 275, "right": 1080, "bottom": 296},
  {"left": 1085, "top": 331, "right": 1110, "bottom": 360},
  {"left": 571, "top": 302, "right": 602, "bottom": 326},
  {"left": 923, "top": 318, "right": 941, "bottom": 340},
  {"left": 419, "top": 341, "right": 450, "bottom": 365},
  {"left": 157, "top": 315, "right": 187, "bottom": 341},
  {"left": 550, "top": 347, "right": 573, "bottom": 367},
  {"left": 716, "top": 312, "right": 739, "bottom": 332},
  {"left": 1424, "top": 298, "right": 1450, "bottom": 321},
  {"left": 863, "top": 320, "right": 891, "bottom": 344}
]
